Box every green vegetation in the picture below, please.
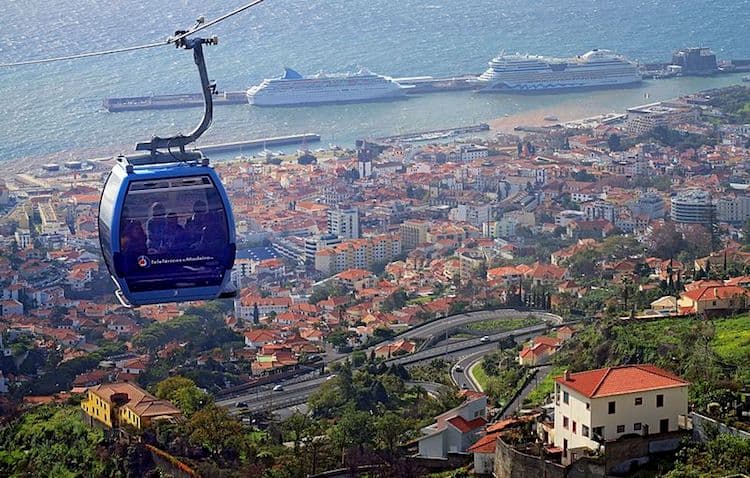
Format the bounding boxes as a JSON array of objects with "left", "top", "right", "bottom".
[
  {"left": 665, "top": 434, "right": 750, "bottom": 477},
  {"left": 153, "top": 376, "right": 212, "bottom": 417},
  {"left": 478, "top": 350, "right": 529, "bottom": 407},
  {"left": 711, "top": 314, "right": 750, "bottom": 365},
  {"left": 133, "top": 302, "right": 241, "bottom": 354},
  {"left": 707, "top": 85, "right": 750, "bottom": 123},
  {"left": 469, "top": 362, "right": 488, "bottom": 390},
  {"left": 524, "top": 365, "right": 566, "bottom": 407},
  {"left": 641, "top": 125, "right": 716, "bottom": 151},
  {"left": 0, "top": 404, "right": 121, "bottom": 477},
  {"left": 409, "top": 358, "right": 455, "bottom": 386},
  {"left": 553, "top": 315, "right": 750, "bottom": 409},
  {"left": 465, "top": 316, "right": 541, "bottom": 333},
  {"left": 304, "top": 360, "right": 463, "bottom": 473}
]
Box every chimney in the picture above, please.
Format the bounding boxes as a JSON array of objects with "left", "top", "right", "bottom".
[{"left": 564, "top": 370, "right": 571, "bottom": 381}]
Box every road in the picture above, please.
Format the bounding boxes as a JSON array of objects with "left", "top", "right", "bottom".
[
  {"left": 218, "top": 309, "right": 564, "bottom": 413},
  {"left": 384, "top": 323, "right": 548, "bottom": 366},
  {"left": 451, "top": 350, "right": 489, "bottom": 392}
]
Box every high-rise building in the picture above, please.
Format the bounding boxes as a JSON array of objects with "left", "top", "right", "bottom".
[
  {"left": 327, "top": 207, "right": 360, "bottom": 239},
  {"left": 399, "top": 220, "right": 430, "bottom": 249},
  {"left": 670, "top": 190, "right": 714, "bottom": 224}
]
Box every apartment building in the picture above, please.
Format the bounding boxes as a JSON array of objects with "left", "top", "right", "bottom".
[{"left": 314, "top": 235, "right": 402, "bottom": 276}]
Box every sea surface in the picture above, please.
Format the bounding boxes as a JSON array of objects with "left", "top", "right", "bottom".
[{"left": 1, "top": 0, "right": 750, "bottom": 163}]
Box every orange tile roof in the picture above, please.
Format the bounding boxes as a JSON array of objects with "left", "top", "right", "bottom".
[
  {"left": 467, "top": 432, "right": 499, "bottom": 454},
  {"left": 448, "top": 415, "right": 486, "bottom": 433},
  {"left": 556, "top": 364, "right": 688, "bottom": 399}
]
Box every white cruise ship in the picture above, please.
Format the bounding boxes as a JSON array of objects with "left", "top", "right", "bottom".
[
  {"left": 477, "top": 49, "right": 641, "bottom": 92},
  {"left": 247, "top": 67, "right": 408, "bottom": 106}
]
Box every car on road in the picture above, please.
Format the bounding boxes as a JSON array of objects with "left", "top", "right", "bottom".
[
  {"left": 326, "top": 374, "right": 337, "bottom": 381},
  {"left": 480, "top": 336, "right": 491, "bottom": 343},
  {"left": 461, "top": 383, "right": 468, "bottom": 389},
  {"left": 236, "top": 401, "right": 248, "bottom": 408},
  {"left": 272, "top": 384, "right": 284, "bottom": 392},
  {"left": 454, "top": 365, "right": 463, "bottom": 373}
]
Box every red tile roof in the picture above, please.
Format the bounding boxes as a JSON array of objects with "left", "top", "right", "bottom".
[
  {"left": 447, "top": 415, "right": 486, "bottom": 433},
  {"left": 556, "top": 364, "right": 689, "bottom": 399},
  {"left": 467, "top": 432, "right": 499, "bottom": 454}
]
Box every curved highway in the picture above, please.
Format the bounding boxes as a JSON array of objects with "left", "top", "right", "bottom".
[
  {"left": 451, "top": 350, "right": 488, "bottom": 392},
  {"left": 217, "top": 309, "right": 564, "bottom": 414}
]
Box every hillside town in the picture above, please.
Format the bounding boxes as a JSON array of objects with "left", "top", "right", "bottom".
[{"left": 2, "top": 86, "right": 750, "bottom": 477}]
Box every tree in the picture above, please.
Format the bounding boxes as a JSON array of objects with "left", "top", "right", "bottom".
[
  {"left": 374, "top": 411, "right": 411, "bottom": 456},
  {"left": 601, "top": 235, "right": 641, "bottom": 260},
  {"left": 648, "top": 221, "right": 687, "bottom": 259},
  {"left": 282, "top": 411, "right": 313, "bottom": 456},
  {"left": 351, "top": 350, "right": 367, "bottom": 368},
  {"left": 683, "top": 224, "right": 713, "bottom": 259},
  {"left": 566, "top": 248, "right": 600, "bottom": 279},
  {"left": 0, "top": 405, "right": 120, "bottom": 477},
  {"left": 185, "top": 404, "right": 245, "bottom": 459},
  {"left": 380, "top": 289, "right": 408, "bottom": 312},
  {"left": 328, "top": 405, "right": 375, "bottom": 463},
  {"left": 154, "top": 377, "right": 213, "bottom": 417},
  {"left": 327, "top": 329, "right": 349, "bottom": 348}
]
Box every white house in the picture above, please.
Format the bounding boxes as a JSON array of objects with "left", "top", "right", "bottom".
[
  {"left": 418, "top": 394, "right": 487, "bottom": 458},
  {"left": 553, "top": 364, "right": 689, "bottom": 465}
]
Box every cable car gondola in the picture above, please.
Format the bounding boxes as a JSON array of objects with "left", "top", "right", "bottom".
[{"left": 98, "top": 35, "right": 236, "bottom": 306}]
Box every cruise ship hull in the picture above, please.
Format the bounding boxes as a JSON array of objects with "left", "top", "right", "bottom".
[
  {"left": 248, "top": 90, "right": 406, "bottom": 107},
  {"left": 477, "top": 77, "right": 642, "bottom": 94}
]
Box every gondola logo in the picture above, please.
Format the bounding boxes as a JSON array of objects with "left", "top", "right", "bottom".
[{"left": 137, "top": 255, "right": 151, "bottom": 268}]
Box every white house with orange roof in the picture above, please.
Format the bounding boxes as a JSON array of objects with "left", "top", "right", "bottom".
[
  {"left": 553, "top": 364, "right": 689, "bottom": 465},
  {"left": 519, "top": 335, "right": 562, "bottom": 366}
]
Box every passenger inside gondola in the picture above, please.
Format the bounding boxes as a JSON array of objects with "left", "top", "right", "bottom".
[
  {"left": 185, "top": 199, "right": 209, "bottom": 248},
  {"left": 120, "top": 206, "right": 146, "bottom": 254},
  {"left": 146, "top": 202, "right": 169, "bottom": 252},
  {"left": 165, "top": 212, "right": 184, "bottom": 250}
]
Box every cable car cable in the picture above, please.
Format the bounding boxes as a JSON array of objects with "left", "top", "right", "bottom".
[{"left": 0, "top": 0, "right": 268, "bottom": 68}]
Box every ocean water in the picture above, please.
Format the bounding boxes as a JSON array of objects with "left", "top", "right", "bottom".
[{"left": 1, "top": 0, "right": 750, "bottom": 162}]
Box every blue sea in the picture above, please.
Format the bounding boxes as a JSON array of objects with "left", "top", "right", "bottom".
[{"left": 1, "top": 0, "right": 750, "bottom": 162}]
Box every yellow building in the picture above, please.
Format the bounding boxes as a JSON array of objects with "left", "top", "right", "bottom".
[{"left": 81, "top": 382, "right": 181, "bottom": 430}]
